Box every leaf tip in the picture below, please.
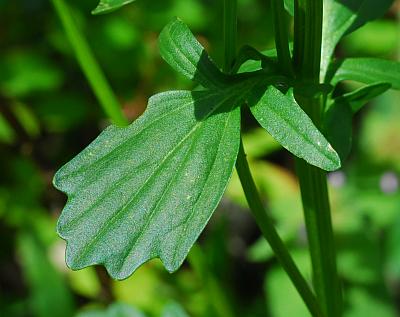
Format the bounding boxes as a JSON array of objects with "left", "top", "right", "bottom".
[
  {"left": 324, "top": 144, "right": 342, "bottom": 172},
  {"left": 91, "top": 0, "right": 136, "bottom": 15}
]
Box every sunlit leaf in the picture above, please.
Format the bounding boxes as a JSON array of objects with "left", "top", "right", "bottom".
[
  {"left": 76, "top": 303, "right": 145, "bottom": 317},
  {"left": 161, "top": 302, "right": 189, "bottom": 317},
  {"left": 159, "top": 18, "right": 228, "bottom": 89},
  {"left": 55, "top": 89, "right": 241, "bottom": 279},
  {"left": 249, "top": 87, "right": 341, "bottom": 171},
  {"left": 321, "top": 0, "right": 394, "bottom": 79},
  {"left": 92, "top": 0, "right": 136, "bottom": 15},
  {"left": 284, "top": 0, "right": 294, "bottom": 16},
  {"left": 330, "top": 58, "right": 400, "bottom": 90},
  {"left": 55, "top": 18, "right": 342, "bottom": 279},
  {"left": 334, "top": 82, "right": 391, "bottom": 113}
]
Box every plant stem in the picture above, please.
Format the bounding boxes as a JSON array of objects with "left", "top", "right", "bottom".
[
  {"left": 270, "top": 0, "right": 293, "bottom": 76},
  {"left": 223, "top": 1, "right": 322, "bottom": 316},
  {"left": 236, "top": 141, "right": 323, "bottom": 317},
  {"left": 223, "top": 0, "right": 237, "bottom": 73},
  {"left": 51, "top": 0, "right": 128, "bottom": 126},
  {"left": 293, "top": 1, "right": 342, "bottom": 317}
]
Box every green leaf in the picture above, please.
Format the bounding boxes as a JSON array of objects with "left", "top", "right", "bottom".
[
  {"left": 76, "top": 303, "right": 145, "bottom": 317},
  {"left": 321, "top": 0, "right": 394, "bottom": 79},
  {"left": 330, "top": 58, "right": 400, "bottom": 90},
  {"left": 334, "top": 82, "right": 392, "bottom": 113},
  {"left": 161, "top": 302, "right": 189, "bottom": 317},
  {"left": 159, "top": 18, "right": 228, "bottom": 89},
  {"left": 231, "top": 45, "right": 277, "bottom": 75},
  {"left": 248, "top": 86, "right": 341, "bottom": 171},
  {"left": 55, "top": 90, "right": 241, "bottom": 280},
  {"left": 54, "top": 18, "right": 254, "bottom": 280},
  {"left": 324, "top": 102, "right": 353, "bottom": 163},
  {"left": 284, "top": 0, "right": 294, "bottom": 16},
  {"left": 326, "top": 82, "right": 391, "bottom": 164},
  {"left": 92, "top": 0, "right": 136, "bottom": 15},
  {"left": 18, "top": 232, "right": 75, "bottom": 317},
  {"left": 55, "top": 17, "right": 343, "bottom": 279}
]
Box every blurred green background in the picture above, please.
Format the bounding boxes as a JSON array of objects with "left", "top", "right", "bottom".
[{"left": 1, "top": 0, "right": 400, "bottom": 316}]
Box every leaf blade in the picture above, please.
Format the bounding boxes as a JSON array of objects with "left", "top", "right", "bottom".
[
  {"left": 331, "top": 58, "right": 400, "bottom": 90},
  {"left": 334, "top": 82, "right": 392, "bottom": 113},
  {"left": 321, "top": 0, "right": 394, "bottom": 79},
  {"left": 159, "top": 18, "right": 228, "bottom": 89},
  {"left": 324, "top": 102, "right": 353, "bottom": 163},
  {"left": 54, "top": 90, "right": 241, "bottom": 280},
  {"left": 92, "top": 0, "right": 136, "bottom": 15},
  {"left": 248, "top": 86, "right": 341, "bottom": 171}
]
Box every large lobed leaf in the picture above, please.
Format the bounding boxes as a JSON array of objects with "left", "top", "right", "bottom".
[
  {"left": 55, "top": 89, "right": 241, "bottom": 279},
  {"left": 55, "top": 18, "right": 340, "bottom": 279}
]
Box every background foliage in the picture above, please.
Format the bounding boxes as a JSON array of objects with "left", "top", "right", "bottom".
[{"left": 1, "top": 0, "right": 400, "bottom": 316}]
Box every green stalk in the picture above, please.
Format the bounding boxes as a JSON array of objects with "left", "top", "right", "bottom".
[
  {"left": 223, "top": 1, "right": 322, "bottom": 316},
  {"left": 51, "top": 0, "right": 128, "bottom": 126},
  {"left": 223, "top": 0, "right": 237, "bottom": 73},
  {"left": 270, "top": 0, "right": 293, "bottom": 76},
  {"left": 236, "top": 141, "right": 323, "bottom": 317},
  {"left": 293, "top": 1, "right": 342, "bottom": 317}
]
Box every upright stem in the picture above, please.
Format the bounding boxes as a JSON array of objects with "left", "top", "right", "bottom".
[
  {"left": 51, "top": 0, "right": 128, "bottom": 126},
  {"left": 294, "top": 1, "right": 342, "bottom": 317},
  {"left": 270, "top": 0, "right": 293, "bottom": 76},
  {"left": 236, "top": 142, "right": 323, "bottom": 317},
  {"left": 223, "top": 1, "right": 322, "bottom": 316},
  {"left": 223, "top": 0, "right": 237, "bottom": 72}
]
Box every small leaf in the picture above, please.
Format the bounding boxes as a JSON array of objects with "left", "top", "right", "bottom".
[
  {"left": 324, "top": 82, "right": 391, "bottom": 162},
  {"left": 231, "top": 45, "right": 277, "bottom": 75},
  {"left": 330, "top": 58, "right": 400, "bottom": 90},
  {"left": 159, "top": 18, "right": 228, "bottom": 89},
  {"left": 55, "top": 90, "right": 241, "bottom": 280},
  {"left": 248, "top": 86, "right": 341, "bottom": 171},
  {"left": 92, "top": 0, "right": 136, "bottom": 15},
  {"left": 284, "top": 0, "right": 294, "bottom": 16},
  {"left": 334, "top": 82, "right": 392, "bottom": 113},
  {"left": 321, "top": 0, "right": 394, "bottom": 79},
  {"left": 76, "top": 303, "right": 145, "bottom": 317},
  {"left": 324, "top": 102, "right": 353, "bottom": 163},
  {"left": 161, "top": 302, "right": 189, "bottom": 317}
]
